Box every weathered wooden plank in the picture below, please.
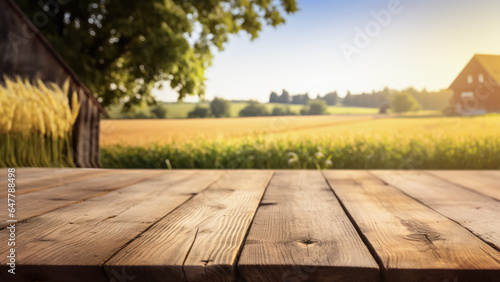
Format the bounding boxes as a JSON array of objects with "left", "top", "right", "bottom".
[
  {"left": 1, "top": 168, "right": 113, "bottom": 197},
  {"left": 0, "top": 170, "right": 222, "bottom": 282},
  {"left": 105, "top": 170, "right": 273, "bottom": 282},
  {"left": 0, "top": 167, "right": 71, "bottom": 182},
  {"left": 72, "top": 90, "right": 84, "bottom": 167},
  {"left": 427, "top": 170, "right": 500, "bottom": 201},
  {"left": 93, "top": 108, "right": 101, "bottom": 167},
  {"left": 324, "top": 170, "right": 500, "bottom": 282},
  {"left": 83, "top": 97, "right": 92, "bottom": 168},
  {"left": 374, "top": 170, "right": 500, "bottom": 251},
  {"left": 0, "top": 169, "right": 162, "bottom": 228},
  {"left": 238, "top": 171, "right": 379, "bottom": 282},
  {"left": 88, "top": 105, "right": 96, "bottom": 168}
]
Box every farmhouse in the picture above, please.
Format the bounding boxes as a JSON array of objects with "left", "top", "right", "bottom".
[
  {"left": 0, "top": 0, "right": 108, "bottom": 167},
  {"left": 449, "top": 54, "right": 500, "bottom": 115}
]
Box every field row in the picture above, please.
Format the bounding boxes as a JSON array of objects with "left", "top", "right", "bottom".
[
  {"left": 100, "top": 115, "right": 374, "bottom": 146},
  {"left": 100, "top": 116, "right": 500, "bottom": 169}
]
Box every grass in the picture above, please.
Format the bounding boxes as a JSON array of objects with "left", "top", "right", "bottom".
[
  {"left": 100, "top": 115, "right": 500, "bottom": 169},
  {"left": 106, "top": 102, "right": 379, "bottom": 119}
]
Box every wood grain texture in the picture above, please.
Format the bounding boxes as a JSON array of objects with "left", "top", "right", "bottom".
[
  {"left": 324, "top": 170, "right": 500, "bottom": 282},
  {"left": 105, "top": 170, "right": 273, "bottom": 282},
  {"left": 0, "top": 170, "right": 222, "bottom": 282},
  {"left": 0, "top": 167, "right": 78, "bottom": 182},
  {"left": 1, "top": 169, "right": 113, "bottom": 197},
  {"left": 238, "top": 171, "right": 379, "bottom": 282},
  {"left": 427, "top": 170, "right": 500, "bottom": 201},
  {"left": 0, "top": 169, "right": 162, "bottom": 228},
  {"left": 374, "top": 170, "right": 500, "bottom": 251}
]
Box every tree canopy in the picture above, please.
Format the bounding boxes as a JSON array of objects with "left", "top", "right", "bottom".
[
  {"left": 391, "top": 91, "right": 421, "bottom": 113},
  {"left": 16, "top": 0, "right": 297, "bottom": 111},
  {"left": 301, "top": 100, "right": 327, "bottom": 115},
  {"left": 210, "top": 97, "right": 231, "bottom": 117},
  {"left": 239, "top": 101, "right": 268, "bottom": 117}
]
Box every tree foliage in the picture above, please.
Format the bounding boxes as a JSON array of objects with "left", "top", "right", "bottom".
[
  {"left": 391, "top": 91, "right": 421, "bottom": 113},
  {"left": 269, "top": 91, "right": 279, "bottom": 103},
  {"left": 291, "top": 93, "right": 310, "bottom": 105},
  {"left": 150, "top": 104, "right": 168, "bottom": 118},
  {"left": 340, "top": 87, "right": 452, "bottom": 110},
  {"left": 16, "top": 0, "right": 298, "bottom": 111},
  {"left": 301, "top": 100, "right": 327, "bottom": 115},
  {"left": 318, "top": 92, "right": 339, "bottom": 106},
  {"left": 210, "top": 97, "right": 231, "bottom": 118},
  {"left": 239, "top": 101, "right": 269, "bottom": 117},
  {"left": 187, "top": 105, "right": 210, "bottom": 118},
  {"left": 271, "top": 106, "right": 295, "bottom": 116}
]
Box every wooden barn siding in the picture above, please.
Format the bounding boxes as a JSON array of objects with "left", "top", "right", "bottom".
[
  {"left": 0, "top": 0, "right": 103, "bottom": 167},
  {"left": 450, "top": 57, "right": 500, "bottom": 112},
  {"left": 92, "top": 107, "right": 101, "bottom": 168}
]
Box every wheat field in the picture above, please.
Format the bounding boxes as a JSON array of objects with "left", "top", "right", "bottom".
[
  {"left": 100, "top": 115, "right": 500, "bottom": 169},
  {"left": 0, "top": 77, "right": 80, "bottom": 167},
  {"left": 100, "top": 115, "right": 375, "bottom": 146}
]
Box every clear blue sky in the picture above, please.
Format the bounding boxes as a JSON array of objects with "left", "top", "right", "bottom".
[{"left": 156, "top": 0, "right": 500, "bottom": 102}]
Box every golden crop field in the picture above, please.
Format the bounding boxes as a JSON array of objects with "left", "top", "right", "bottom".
[
  {"left": 100, "top": 115, "right": 500, "bottom": 169},
  {"left": 100, "top": 115, "right": 375, "bottom": 146}
]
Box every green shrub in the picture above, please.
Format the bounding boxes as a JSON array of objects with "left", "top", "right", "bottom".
[
  {"left": 239, "top": 101, "right": 269, "bottom": 117},
  {"left": 187, "top": 105, "right": 210, "bottom": 118}
]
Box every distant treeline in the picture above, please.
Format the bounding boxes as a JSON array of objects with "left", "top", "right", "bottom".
[{"left": 268, "top": 88, "right": 453, "bottom": 110}]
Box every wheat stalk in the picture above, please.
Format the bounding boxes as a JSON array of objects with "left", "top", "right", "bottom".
[{"left": 0, "top": 76, "right": 81, "bottom": 167}]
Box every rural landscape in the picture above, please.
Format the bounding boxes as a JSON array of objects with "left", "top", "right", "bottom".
[
  {"left": 100, "top": 85, "right": 499, "bottom": 169},
  {"left": 100, "top": 114, "right": 500, "bottom": 169},
  {"left": 1, "top": 0, "right": 500, "bottom": 281},
  {"left": 2, "top": 0, "right": 499, "bottom": 171}
]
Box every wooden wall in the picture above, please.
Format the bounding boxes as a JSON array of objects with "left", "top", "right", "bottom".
[
  {"left": 0, "top": 0, "right": 107, "bottom": 167},
  {"left": 449, "top": 56, "right": 500, "bottom": 113}
]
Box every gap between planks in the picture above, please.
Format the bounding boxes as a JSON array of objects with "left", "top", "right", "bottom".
[
  {"left": 0, "top": 169, "right": 164, "bottom": 229},
  {"left": 0, "top": 170, "right": 224, "bottom": 282},
  {"left": 104, "top": 170, "right": 273, "bottom": 282},
  {"left": 324, "top": 170, "right": 500, "bottom": 282},
  {"left": 238, "top": 170, "right": 379, "bottom": 282}
]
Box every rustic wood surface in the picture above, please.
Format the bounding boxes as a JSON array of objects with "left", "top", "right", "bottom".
[
  {"left": 325, "top": 170, "right": 500, "bottom": 282},
  {"left": 0, "top": 168, "right": 499, "bottom": 282},
  {"left": 238, "top": 171, "right": 379, "bottom": 282}
]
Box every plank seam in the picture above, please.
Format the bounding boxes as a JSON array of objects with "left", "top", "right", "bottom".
[
  {"left": 182, "top": 226, "right": 200, "bottom": 281},
  {"left": 232, "top": 171, "right": 275, "bottom": 282},
  {"left": 369, "top": 171, "right": 500, "bottom": 254},
  {"left": 0, "top": 171, "right": 114, "bottom": 199},
  {"left": 100, "top": 171, "right": 226, "bottom": 282},
  {"left": 424, "top": 171, "right": 500, "bottom": 203},
  {"left": 321, "top": 171, "right": 385, "bottom": 282},
  {"left": 0, "top": 172, "right": 163, "bottom": 230}
]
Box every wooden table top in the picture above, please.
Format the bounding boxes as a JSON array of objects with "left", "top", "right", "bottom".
[{"left": 1, "top": 168, "right": 499, "bottom": 282}]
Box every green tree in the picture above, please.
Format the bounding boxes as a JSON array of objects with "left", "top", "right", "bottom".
[
  {"left": 301, "top": 100, "right": 327, "bottom": 115},
  {"left": 391, "top": 91, "right": 421, "bottom": 113},
  {"left": 131, "top": 112, "right": 150, "bottom": 119},
  {"left": 278, "top": 90, "right": 291, "bottom": 104},
  {"left": 210, "top": 97, "right": 231, "bottom": 118},
  {"left": 322, "top": 92, "right": 339, "bottom": 105},
  {"left": 239, "top": 101, "right": 269, "bottom": 117},
  {"left": 291, "top": 93, "right": 310, "bottom": 105},
  {"left": 269, "top": 92, "right": 279, "bottom": 103},
  {"left": 187, "top": 105, "right": 210, "bottom": 118},
  {"left": 271, "top": 106, "right": 295, "bottom": 116},
  {"left": 150, "top": 104, "right": 167, "bottom": 118},
  {"left": 15, "top": 0, "right": 298, "bottom": 111}
]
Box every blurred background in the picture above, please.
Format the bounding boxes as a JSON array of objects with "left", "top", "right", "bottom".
[{"left": 1, "top": 0, "right": 500, "bottom": 169}]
